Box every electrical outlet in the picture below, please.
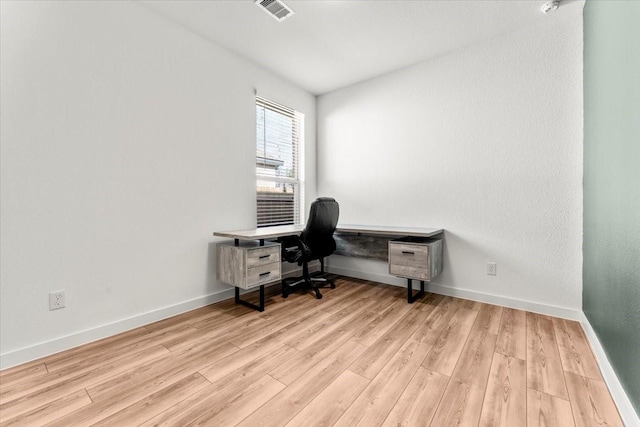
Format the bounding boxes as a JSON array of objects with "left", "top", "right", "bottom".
[
  {"left": 49, "top": 290, "right": 66, "bottom": 310},
  {"left": 487, "top": 262, "right": 497, "bottom": 276}
]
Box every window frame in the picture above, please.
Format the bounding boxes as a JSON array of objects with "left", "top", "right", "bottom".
[{"left": 255, "top": 96, "right": 305, "bottom": 228}]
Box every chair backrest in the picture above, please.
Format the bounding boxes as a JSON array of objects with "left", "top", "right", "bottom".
[{"left": 301, "top": 197, "right": 340, "bottom": 258}]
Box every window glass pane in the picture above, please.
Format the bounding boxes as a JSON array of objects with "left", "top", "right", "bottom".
[
  {"left": 256, "top": 97, "right": 303, "bottom": 228},
  {"left": 256, "top": 107, "right": 296, "bottom": 178}
]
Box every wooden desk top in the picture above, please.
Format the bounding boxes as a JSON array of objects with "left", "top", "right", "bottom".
[
  {"left": 336, "top": 224, "right": 443, "bottom": 238},
  {"left": 213, "top": 224, "right": 443, "bottom": 240},
  {"left": 213, "top": 224, "right": 305, "bottom": 240}
]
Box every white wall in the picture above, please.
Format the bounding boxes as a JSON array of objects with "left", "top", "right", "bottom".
[
  {"left": 0, "top": 0, "right": 315, "bottom": 367},
  {"left": 318, "top": 2, "right": 583, "bottom": 311}
]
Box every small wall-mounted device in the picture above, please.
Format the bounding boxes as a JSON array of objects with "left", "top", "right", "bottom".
[
  {"left": 487, "top": 262, "right": 497, "bottom": 276},
  {"left": 49, "top": 290, "right": 66, "bottom": 310},
  {"left": 541, "top": 1, "right": 560, "bottom": 14}
]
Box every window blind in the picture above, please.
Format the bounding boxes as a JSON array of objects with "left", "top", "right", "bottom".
[{"left": 256, "top": 96, "right": 304, "bottom": 227}]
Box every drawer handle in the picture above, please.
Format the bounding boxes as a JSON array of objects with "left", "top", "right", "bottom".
[
  {"left": 259, "top": 272, "right": 271, "bottom": 277},
  {"left": 259, "top": 255, "right": 271, "bottom": 259},
  {"left": 402, "top": 251, "right": 415, "bottom": 255}
]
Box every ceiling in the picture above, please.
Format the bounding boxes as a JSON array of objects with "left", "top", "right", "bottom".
[{"left": 139, "top": 0, "right": 574, "bottom": 95}]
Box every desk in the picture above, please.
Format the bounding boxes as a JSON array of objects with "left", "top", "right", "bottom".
[
  {"left": 213, "top": 224, "right": 444, "bottom": 310},
  {"left": 214, "top": 224, "right": 442, "bottom": 243}
]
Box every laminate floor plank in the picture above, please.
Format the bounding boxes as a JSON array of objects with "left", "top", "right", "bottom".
[
  {"left": 270, "top": 309, "right": 378, "bottom": 386},
  {"left": 478, "top": 353, "right": 526, "bottom": 427},
  {"left": 1, "top": 389, "right": 91, "bottom": 426},
  {"left": 48, "top": 323, "right": 196, "bottom": 374},
  {"left": 527, "top": 388, "right": 575, "bottom": 427},
  {"left": 156, "top": 324, "right": 221, "bottom": 351},
  {"left": 496, "top": 307, "right": 527, "bottom": 360},
  {"left": 421, "top": 306, "right": 479, "bottom": 376},
  {"left": 436, "top": 295, "right": 458, "bottom": 311},
  {"left": 0, "top": 276, "right": 623, "bottom": 427},
  {"left": 363, "top": 285, "right": 406, "bottom": 314},
  {"left": 473, "top": 303, "right": 503, "bottom": 335},
  {"left": 236, "top": 339, "right": 368, "bottom": 427},
  {"left": 235, "top": 307, "right": 334, "bottom": 355},
  {"left": 352, "top": 298, "right": 421, "bottom": 347},
  {"left": 430, "top": 328, "right": 497, "bottom": 426},
  {"left": 85, "top": 340, "right": 237, "bottom": 402},
  {"left": 140, "top": 303, "right": 236, "bottom": 333},
  {"left": 349, "top": 309, "right": 430, "bottom": 380},
  {"left": 316, "top": 280, "right": 389, "bottom": 315},
  {"left": 167, "top": 300, "right": 303, "bottom": 352},
  {"left": 0, "top": 362, "right": 48, "bottom": 389},
  {"left": 198, "top": 335, "right": 303, "bottom": 386},
  {"left": 552, "top": 318, "right": 603, "bottom": 381},
  {"left": 140, "top": 374, "right": 286, "bottom": 427},
  {"left": 90, "top": 373, "right": 211, "bottom": 427},
  {"left": 334, "top": 340, "right": 432, "bottom": 427},
  {"left": 202, "top": 344, "right": 300, "bottom": 390},
  {"left": 381, "top": 367, "right": 449, "bottom": 427},
  {"left": 185, "top": 375, "right": 286, "bottom": 427},
  {"left": 409, "top": 296, "right": 461, "bottom": 345},
  {"left": 564, "top": 371, "right": 623, "bottom": 427},
  {"left": 281, "top": 296, "right": 380, "bottom": 351},
  {"left": 39, "top": 327, "right": 151, "bottom": 371},
  {"left": 48, "top": 344, "right": 236, "bottom": 426},
  {"left": 186, "top": 303, "right": 261, "bottom": 331},
  {"left": 0, "top": 345, "right": 169, "bottom": 421},
  {"left": 141, "top": 345, "right": 298, "bottom": 427},
  {"left": 423, "top": 292, "right": 446, "bottom": 308},
  {"left": 188, "top": 296, "right": 320, "bottom": 351},
  {"left": 460, "top": 298, "right": 482, "bottom": 312},
  {"left": 229, "top": 303, "right": 328, "bottom": 349},
  {"left": 285, "top": 370, "right": 370, "bottom": 427},
  {"left": 526, "top": 312, "right": 569, "bottom": 400},
  {"left": 409, "top": 291, "right": 444, "bottom": 313}
]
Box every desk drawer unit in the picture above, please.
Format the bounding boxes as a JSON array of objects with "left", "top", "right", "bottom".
[
  {"left": 217, "top": 241, "right": 281, "bottom": 290},
  {"left": 389, "top": 238, "right": 443, "bottom": 281}
]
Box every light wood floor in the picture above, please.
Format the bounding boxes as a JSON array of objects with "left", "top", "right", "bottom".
[{"left": 0, "top": 276, "right": 624, "bottom": 426}]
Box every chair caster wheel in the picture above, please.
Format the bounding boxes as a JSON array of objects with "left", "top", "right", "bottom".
[
  {"left": 282, "top": 293, "right": 288, "bottom": 298},
  {"left": 330, "top": 283, "right": 336, "bottom": 289},
  {"left": 316, "top": 294, "right": 323, "bottom": 299}
]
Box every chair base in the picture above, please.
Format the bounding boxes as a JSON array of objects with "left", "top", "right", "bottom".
[{"left": 282, "top": 273, "right": 335, "bottom": 299}]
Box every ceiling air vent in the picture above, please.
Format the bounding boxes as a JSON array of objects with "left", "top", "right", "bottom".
[{"left": 255, "top": 0, "right": 295, "bottom": 22}]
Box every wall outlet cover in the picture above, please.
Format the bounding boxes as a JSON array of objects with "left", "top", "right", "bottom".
[
  {"left": 487, "top": 262, "right": 497, "bottom": 276},
  {"left": 49, "top": 291, "right": 66, "bottom": 310}
]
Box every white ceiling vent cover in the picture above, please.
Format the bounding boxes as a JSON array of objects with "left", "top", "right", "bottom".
[{"left": 255, "top": 0, "right": 295, "bottom": 22}]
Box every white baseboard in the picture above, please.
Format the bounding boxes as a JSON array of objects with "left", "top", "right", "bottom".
[
  {"left": 327, "top": 265, "right": 583, "bottom": 320},
  {"left": 578, "top": 312, "right": 640, "bottom": 426}
]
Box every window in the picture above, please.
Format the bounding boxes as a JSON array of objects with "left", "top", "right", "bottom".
[{"left": 256, "top": 96, "right": 304, "bottom": 227}]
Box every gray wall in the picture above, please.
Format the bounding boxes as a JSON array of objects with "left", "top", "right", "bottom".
[{"left": 583, "top": 0, "right": 640, "bottom": 416}]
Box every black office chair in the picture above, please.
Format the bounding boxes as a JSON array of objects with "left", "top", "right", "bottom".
[{"left": 279, "top": 197, "right": 339, "bottom": 299}]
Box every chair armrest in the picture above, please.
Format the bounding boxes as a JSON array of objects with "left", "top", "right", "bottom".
[{"left": 279, "top": 236, "right": 311, "bottom": 263}]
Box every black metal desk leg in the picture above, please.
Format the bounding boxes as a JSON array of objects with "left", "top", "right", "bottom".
[
  {"left": 234, "top": 285, "right": 265, "bottom": 312},
  {"left": 407, "top": 279, "right": 426, "bottom": 304}
]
